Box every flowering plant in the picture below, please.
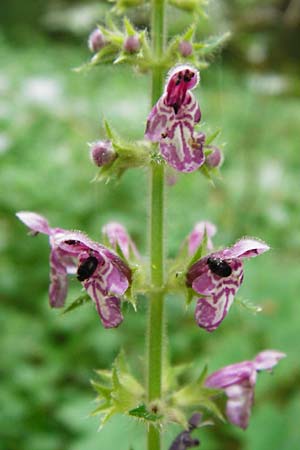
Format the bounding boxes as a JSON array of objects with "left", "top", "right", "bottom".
[{"left": 17, "top": 1, "right": 285, "bottom": 449}]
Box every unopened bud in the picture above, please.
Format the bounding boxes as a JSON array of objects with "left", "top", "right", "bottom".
[
  {"left": 88, "top": 28, "right": 106, "bottom": 53},
  {"left": 195, "top": 131, "right": 206, "bottom": 146},
  {"left": 179, "top": 40, "right": 193, "bottom": 57},
  {"left": 89, "top": 140, "right": 116, "bottom": 167},
  {"left": 123, "top": 35, "right": 140, "bottom": 53},
  {"left": 205, "top": 146, "right": 223, "bottom": 168}
]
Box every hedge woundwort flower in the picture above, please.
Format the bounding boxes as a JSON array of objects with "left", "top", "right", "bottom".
[
  {"left": 186, "top": 238, "right": 270, "bottom": 332},
  {"left": 188, "top": 221, "right": 217, "bottom": 255},
  {"left": 102, "top": 221, "right": 140, "bottom": 260},
  {"left": 16, "top": 212, "right": 131, "bottom": 328},
  {"left": 205, "top": 350, "right": 286, "bottom": 429},
  {"left": 145, "top": 65, "right": 204, "bottom": 173}
]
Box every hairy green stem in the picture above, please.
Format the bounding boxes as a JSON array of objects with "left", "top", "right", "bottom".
[{"left": 147, "top": 0, "right": 166, "bottom": 449}]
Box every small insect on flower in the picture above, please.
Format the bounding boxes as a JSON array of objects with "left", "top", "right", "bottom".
[
  {"left": 205, "top": 350, "right": 286, "bottom": 429},
  {"left": 77, "top": 256, "right": 98, "bottom": 281},
  {"left": 207, "top": 257, "right": 232, "bottom": 277},
  {"left": 186, "top": 237, "right": 270, "bottom": 331}
]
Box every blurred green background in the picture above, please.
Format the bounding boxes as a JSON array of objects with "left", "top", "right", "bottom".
[{"left": 1, "top": 0, "right": 300, "bottom": 449}]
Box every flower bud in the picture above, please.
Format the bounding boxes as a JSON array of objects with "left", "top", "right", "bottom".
[
  {"left": 89, "top": 140, "right": 116, "bottom": 167},
  {"left": 88, "top": 28, "right": 106, "bottom": 53},
  {"left": 179, "top": 40, "right": 193, "bottom": 57},
  {"left": 205, "top": 146, "right": 223, "bottom": 168},
  {"left": 123, "top": 35, "right": 140, "bottom": 53}
]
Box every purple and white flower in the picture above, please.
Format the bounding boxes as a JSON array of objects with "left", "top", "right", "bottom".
[
  {"left": 102, "top": 221, "right": 140, "bottom": 260},
  {"left": 145, "top": 65, "right": 204, "bottom": 173},
  {"left": 16, "top": 212, "right": 131, "bottom": 328},
  {"left": 188, "top": 221, "right": 217, "bottom": 255},
  {"left": 205, "top": 350, "right": 286, "bottom": 429},
  {"left": 186, "top": 238, "right": 270, "bottom": 332}
]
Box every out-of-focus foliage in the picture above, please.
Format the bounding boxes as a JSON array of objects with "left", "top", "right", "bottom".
[{"left": 0, "top": 0, "right": 300, "bottom": 448}]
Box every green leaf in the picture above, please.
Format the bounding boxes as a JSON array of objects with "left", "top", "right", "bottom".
[
  {"left": 94, "top": 369, "right": 113, "bottom": 383},
  {"left": 205, "top": 128, "right": 221, "bottom": 145},
  {"left": 128, "top": 404, "right": 162, "bottom": 422},
  {"left": 168, "top": 0, "right": 207, "bottom": 15},
  {"left": 185, "top": 287, "right": 194, "bottom": 306},
  {"left": 103, "top": 119, "right": 115, "bottom": 140},
  {"left": 197, "top": 365, "right": 208, "bottom": 385},
  {"left": 166, "top": 407, "right": 188, "bottom": 428},
  {"left": 61, "top": 294, "right": 91, "bottom": 315},
  {"left": 183, "top": 24, "right": 196, "bottom": 41},
  {"left": 91, "top": 381, "right": 112, "bottom": 399},
  {"left": 196, "top": 32, "right": 231, "bottom": 56},
  {"left": 124, "top": 17, "right": 136, "bottom": 36},
  {"left": 199, "top": 397, "right": 225, "bottom": 422},
  {"left": 199, "top": 164, "right": 215, "bottom": 186},
  {"left": 91, "top": 351, "right": 145, "bottom": 427}
]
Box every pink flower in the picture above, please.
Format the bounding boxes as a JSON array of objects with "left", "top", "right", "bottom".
[
  {"left": 186, "top": 238, "right": 269, "bottom": 332},
  {"left": 16, "top": 212, "right": 131, "bottom": 328},
  {"left": 188, "top": 221, "right": 217, "bottom": 255},
  {"left": 145, "top": 65, "right": 204, "bottom": 173},
  {"left": 102, "top": 221, "right": 140, "bottom": 260},
  {"left": 205, "top": 350, "right": 286, "bottom": 429}
]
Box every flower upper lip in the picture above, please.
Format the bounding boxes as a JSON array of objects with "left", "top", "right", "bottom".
[{"left": 205, "top": 350, "right": 286, "bottom": 429}]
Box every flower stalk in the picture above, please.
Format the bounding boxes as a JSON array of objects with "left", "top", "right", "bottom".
[{"left": 147, "top": 0, "right": 166, "bottom": 448}]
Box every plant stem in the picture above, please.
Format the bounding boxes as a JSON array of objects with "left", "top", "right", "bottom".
[{"left": 147, "top": 0, "right": 166, "bottom": 449}]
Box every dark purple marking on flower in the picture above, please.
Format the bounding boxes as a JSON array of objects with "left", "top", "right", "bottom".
[
  {"left": 207, "top": 257, "right": 232, "bottom": 277},
  {"left": 64, "top": 239, "right": 81, "bottom": 245},
  {"left": 77, "top": 256, "right": 98, "bottom": 281},
  {"left": 166, "top": 67, "right": 197, "bottom": 113},
  {"left": 205, "top": 350, "right": 286, "bottom": 429}
]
